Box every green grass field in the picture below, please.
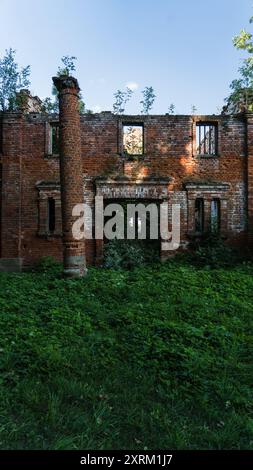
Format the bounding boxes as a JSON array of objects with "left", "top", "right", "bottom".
[{"left": 0, "top": 259, "right": 253, "bottom": 449}]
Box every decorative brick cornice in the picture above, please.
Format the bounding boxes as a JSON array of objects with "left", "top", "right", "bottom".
[
  {"left": 36, "top": 181, "right": 60, "bottom": 191},
  {"left": 95, "top": 177, "right": 172, "bottom": 199},
  {"left": 95, "top": 176, "right": 173, "bottom": 185},
  {"left": 184, "top": 181, "right": 230, "bottom": 192}
]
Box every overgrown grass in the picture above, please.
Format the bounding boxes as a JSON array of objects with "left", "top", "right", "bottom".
[{"left": 0, "top": 259, "right": 253, "bottom": 449}]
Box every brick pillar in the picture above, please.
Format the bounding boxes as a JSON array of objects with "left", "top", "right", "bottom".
[
  {"left": 246, "top": 114, "right": 253, "bottom": 243},
  {"left": 53, "top": 75, "right": 86, "bottom": 277}
]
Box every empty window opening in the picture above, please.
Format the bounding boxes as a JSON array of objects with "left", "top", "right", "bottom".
[
  {"left": 196, "top": 122, "right": 217, "bottom": 155},
  {"left": 48, "top": 197, "right": 56, "bottom": 233},
  {"left": 195, "top": 198, "right": 204, "bottom": 233},
  {"left": 211, "top": 199, "right": 220, "bottom": 233},
  {"left": 123, "top": 124, "right": 143, "bottom": 155},
  {"left": 49, "top": 124, "right": 60, "bottom": 155}
]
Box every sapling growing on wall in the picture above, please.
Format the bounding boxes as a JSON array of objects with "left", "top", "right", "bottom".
[
  {"left": 58, "top": 55, "right": 77, "bottom": 76},
  {"left": 42, "top": 55, "right": 86, "bottom": 114},
  {"left": 168, "top": 103, "right": 175, "bottom": 114},
  {"left": 113, "top": 87, "right": 133, "bottom": 114},
  {"left": 140, "top": 86, "right": 156, "bottom": 114},
  {"left": 191, "top": 105, "right": 197, "bottom": 114}
]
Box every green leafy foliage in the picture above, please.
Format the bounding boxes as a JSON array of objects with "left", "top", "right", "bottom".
[
  {"left": 226, "top": 15, "right": 253, "bottom": 111},
  {"left": 168, "top": 103, "right": 175, "bottom": 114},
  {"left": 140, "top": 86, "right": 156, "bottom": 114},
  {"left": 113, "top": 87, "right": 133, "bottom": 114},
  {"left": 34, "top": 256, "right": 62, "bottom": 274},
  {"left": 42, "top": 55, "right": 86, "bottom": 114},
  {"left": 103, "top": 239, "right": 160, "bottom": 269},
  {"left": 233, "top": 28, "right": 253, "bottom": 54},
  {"left": 226, "top": 61, "right": 253, "bottom": 112},
  {"left": 41, "top": 97, "right": 59, "bottom": 114},
  {"left": 186, "top": 234, "right": 246, "bottom": 269},
  {"left": 191, "top": 104, "right": 197, "bottom": 114},
  {"left": 0, "top": 48, "right": 31, "bottom": 111},
  {"left": 57, "top": 55, "right": 77, "bottom": 76},
  {"left": 0, "top": 259, "right": 253, "bottom": 449}
]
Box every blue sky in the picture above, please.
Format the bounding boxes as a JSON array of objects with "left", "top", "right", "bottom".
[{"left": 0, "top": 0, "right": 252, "bottom": 114}]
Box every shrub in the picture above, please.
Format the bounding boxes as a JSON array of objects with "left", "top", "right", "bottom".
[
  {"left": 103, "top": 240, "right": 145, "bottom": 269},
  {"left": 103, "top": 239, "right": 160, "bottom": 270},
  {"left": 187, "top": 233, "right": 245, "bottom": 268}
]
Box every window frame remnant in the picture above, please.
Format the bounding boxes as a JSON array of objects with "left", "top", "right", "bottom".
[{"left": 196, "top": 122, "right": 218, "bottom": 156}]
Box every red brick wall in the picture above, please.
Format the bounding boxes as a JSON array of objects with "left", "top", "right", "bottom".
[
  {"left": 246, "top": 114, "right": 253, "bottom": 241},
  {"left": 0, "top": 110, "right": 249, "bottom": 269},
  {"left": 21, "top": 116, "right": 63, "bottom": 266},
  {"left": 0, "top": 112, "right": 23, "bottom": 267}
]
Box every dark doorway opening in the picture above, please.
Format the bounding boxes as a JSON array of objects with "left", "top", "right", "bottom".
[{"left": 103, "top": 199, "right": 161, "bottom": 268}]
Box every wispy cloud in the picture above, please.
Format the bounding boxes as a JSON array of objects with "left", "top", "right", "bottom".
[{"left": 126, "top": 81, "right": 139, "bottom": 91}]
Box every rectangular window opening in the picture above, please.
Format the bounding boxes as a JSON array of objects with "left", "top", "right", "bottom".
[
  {"left": 123, "top": 124, "right": 144, "bottom": 155},
  {"left": 195, "top": 198, "right": 204, "bottom": 233},
  {"left": 48, "top": 197, "right": 56, "bottom": 233},
  {"left": 49, "top": 123, "right": 60, "bottom": 155},
  {"left": 211, "top": 199, "right": 220, "bottom": 233},
  {"left": 196, "top": 122, "right": 217, "bottom": 156}
]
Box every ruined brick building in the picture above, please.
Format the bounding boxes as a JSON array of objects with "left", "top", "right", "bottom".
[{"left": 0, "top": 75, "right": 252, "bottom": 275}]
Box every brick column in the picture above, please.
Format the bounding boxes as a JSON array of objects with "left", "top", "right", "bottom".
[
  {"left": 246, "top": 113, "right": 253, "bottom": 243},
  {"left": 53, "top": 75, "right": 86, "bottom": 277}
]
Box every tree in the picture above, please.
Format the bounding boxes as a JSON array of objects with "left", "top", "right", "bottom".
[
  {"left": 113, "top": 87, "right": 133, "bottom": 114},
  {"left": 225, "top": 15, "right": 253, "bottom": 111},
  {"left": 226, "top": 61, "right": 253, "bottom": 111},
  {"left": 233, "top": 18, "right": 253, "bottom": 56},
  {"left": 191, "top": 105, "right": 197, "bottom": 114},
  {"left": 168, "top": 103, "right": 175, "bottom": 114},
  {"left": 0, "top": 48, "right": 31, "bottom": 111},
  {"left": 41, "top": 96, "right": 59, "bottom": 113}
]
